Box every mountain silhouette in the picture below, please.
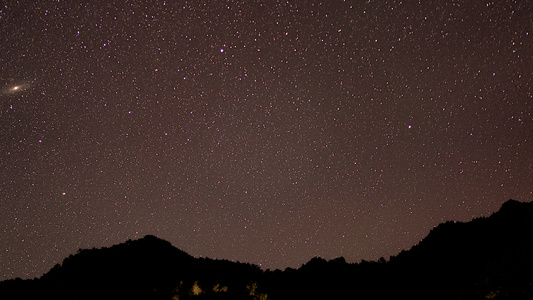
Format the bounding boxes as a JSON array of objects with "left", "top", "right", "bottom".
[{"left": 1, "top": 199, "right": 532, "bottom": 299}]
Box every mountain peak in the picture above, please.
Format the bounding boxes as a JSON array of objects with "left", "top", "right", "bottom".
[
  {"left": 492, "top": 199, "right": 533, "bottom": 223},
  {"left": 499, "top": 198, "right": 531, "bottom": 213}
]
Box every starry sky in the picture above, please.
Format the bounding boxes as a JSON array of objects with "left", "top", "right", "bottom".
[{"left": 1, "top": 0, "right": 532, "bottom": 280}]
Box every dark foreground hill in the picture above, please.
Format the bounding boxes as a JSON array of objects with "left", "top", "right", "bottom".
[{"left": 1, "top": 199, "right": 532, "bottom": 300}]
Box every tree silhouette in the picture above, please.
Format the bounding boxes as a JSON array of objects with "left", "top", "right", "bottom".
[{"left": 1, "top": 200, "right": 533, "bottom": 299}]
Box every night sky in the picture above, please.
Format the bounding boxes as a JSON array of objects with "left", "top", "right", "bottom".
[{"left": 1, "top": 0, "right": 532, "bottom": 280}]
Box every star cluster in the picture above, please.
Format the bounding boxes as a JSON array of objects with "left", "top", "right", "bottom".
[{"left": 1, "top": 0, "right": 532, "bottom": 280}]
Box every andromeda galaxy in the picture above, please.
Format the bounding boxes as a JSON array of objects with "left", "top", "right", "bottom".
[{"left": 2, "top": 83, "right": 31, "bottom": 95}]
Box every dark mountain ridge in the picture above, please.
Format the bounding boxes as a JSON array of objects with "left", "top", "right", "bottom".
[{"left": 2, "top": 199, "right": 532, "bottom": 299}]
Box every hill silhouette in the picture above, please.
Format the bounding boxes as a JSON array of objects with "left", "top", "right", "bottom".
[{"left": 1, "top": 199, "right": 532, "bottom": 299}]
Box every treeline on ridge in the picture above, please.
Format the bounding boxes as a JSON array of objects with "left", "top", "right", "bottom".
[{"left": 1, "top": 199, "right": 532, "bottom": 299}]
